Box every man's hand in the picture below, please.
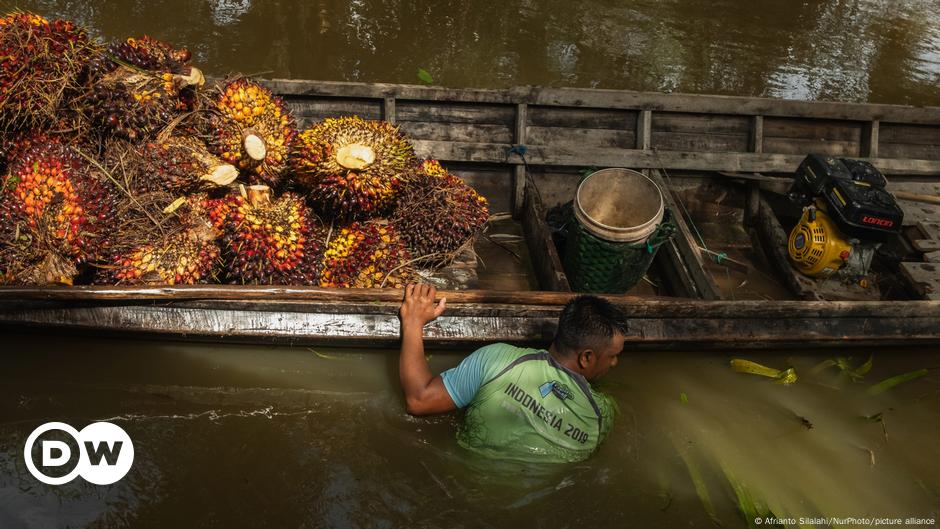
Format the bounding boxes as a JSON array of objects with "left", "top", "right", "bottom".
[
  {"left": 398, "top": 283, "right": 455, "bottom": 416},
  {"left": 399, "top": 283, "right": 446, "bottom": 329}
]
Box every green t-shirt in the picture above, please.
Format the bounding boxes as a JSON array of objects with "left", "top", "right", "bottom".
[{"left": 441, "top": 343, "right": 615, "bottom": 463}]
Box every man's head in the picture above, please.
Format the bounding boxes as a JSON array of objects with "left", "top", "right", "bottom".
[{"left": 552, "top": 295, "right": 627, "bottom": 381}]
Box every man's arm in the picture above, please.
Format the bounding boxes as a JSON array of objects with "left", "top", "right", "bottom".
[{"left": 398, "top": 283, "right": 456, "bottom": 416}]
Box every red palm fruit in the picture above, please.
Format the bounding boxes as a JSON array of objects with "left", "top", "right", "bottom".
[
  {"left": 292, "top": 116, "right": 416, "bottom": 219},
  {"left": 0, "top": 142, "right": 115, "bottom": 263},
  {"left": 0, "top": 12, "right": 100, "bottom": 130},
  {"left": 391, "top": 159, "right": 489, "bottom": 267},
  {"left": 220, "top": 185, "right": 322, "bottom": 285},
  {"left": 208, "top": 78, "right": 295, "bottom": 188},
  {"left": 319, "top": 221, "right": 413, "bottom": 289}
]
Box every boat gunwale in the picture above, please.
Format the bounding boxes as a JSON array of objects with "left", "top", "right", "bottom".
[{"left": 263, "top": 78, "right": 940, "bottom": 125}]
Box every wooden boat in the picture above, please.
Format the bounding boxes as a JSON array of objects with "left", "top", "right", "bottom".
[{"left": 2, "top": 79, "right": 939, "bottom": 349}]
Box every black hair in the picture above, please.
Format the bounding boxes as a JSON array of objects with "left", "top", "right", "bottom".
[{"left": 553, "top": 295, "right": 627, "bottom": 354}]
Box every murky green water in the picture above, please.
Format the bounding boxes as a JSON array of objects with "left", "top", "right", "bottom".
[
  {"left": 7, "top": 0, "right": 940, "bottom": 106},
  {"left": 1, "top": 334, "right": 939, "bottom": 528}
]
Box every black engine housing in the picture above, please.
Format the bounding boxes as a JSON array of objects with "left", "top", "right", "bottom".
[{"left": 789, "top": 154, "right": 903, "bottom": 242}]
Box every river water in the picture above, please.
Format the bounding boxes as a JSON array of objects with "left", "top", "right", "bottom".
[
  {"left": 9, "top": 0, "right": 940, "bottom": 106},
  {"left": 1, "top": 334, "right": 939, "bottom": 528}
]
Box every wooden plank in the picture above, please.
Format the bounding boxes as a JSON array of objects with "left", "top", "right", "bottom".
[
  {"left": 4, "top": 289, "right": 940, "bottom": 319},
  {"left": 899, "top": 262, "right": 940, "bottom": 300},
  {"left": 0, "top": 285, "right": 645, "bottom": 305},
  {"left": 397, "top": 101, "right": 514, "bottom": 125},
  {"left": 527, "top": 106, "right": 638, "bottom": 129},
  {"left": 652, "top": 113, "right": 750, "bottom": 134},
  {"left": 283, "top": 96, "right": 383, "bottom": 120},
  {"left": 861, "top": 120, "right": 880, "bottom": 158},
  {"left": 750, "top": 116, "right": 763, "bottom": 154},
  {"left": 513, "top": 103, "right": 528, "bottom": 217},
  {"left": 4, "top": 300, "right": 940, "bottom": 349},
  {"left": 879, "top": 123, "right": 940, "bottom": 145},
  {"left": 925, "top": 251, "right": 940, "bottom": 262},
  {"left": 636, "top": 110, "right": 652, "bottom": 151},
  {"left": 649, "top": 169, "right": 721, "bottom": 299},
  {"left": 521, "top": 183, "right": 570, "bottom": 291},
  {"left": 657, "top": 238, "right": 698, "bottom": 298},
  {"left": 763, "top": 117, "right": 863, "bottom": 141},
  {"left": 527, "top": 127, "right": 636, "bottom": 149},
  {"left": 911, "top": 221, "right": 940, "bottom": 252},
  {"left": 410, "top": 141, "right": 940, "bottom": 176},
  {"left": 762, "top": 137, "right": 861, "bottom": 157},
  {"left": 260, "top": 79, "right": 940, "bottom": 125},
  {"left": 651, "top": 131, "right": 748, "bottom": 153},
  {"left": 755, "top": 195, "right": 823, "bottom": 301},
  {"left": 399, "top": 122, "right": 513, "bottom": 144},
  {"left": 879, "top": 143, "right": 940, "bottom": 161},
  {"left": 383, "top": 96, "right": 396, "bottom": 125}
]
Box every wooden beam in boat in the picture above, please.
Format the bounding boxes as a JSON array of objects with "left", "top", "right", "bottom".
[
  {"left": 0, "top": 285, "right": 642, "bottom": 305},
  {"left": 3, "top": 298, "right": 939, "bottom": 349},
  {"left": 749, "top": 116, "right": 764, "bottom": 153},
  {"left": 512, "top": 103, "right": 528, "bottom": 216},
  {"left": 648, "top": 170, "right": 721, "bottom": 300},
  {"left": 861, "top": 120, "right": 880, "bottom": 158},
  {"left": 261, "top": 79, "right": 940, "bottom": 125},
  {"left": 382, "top": 96, "right": 396, "bottom": 125},
  {"left": 409, "top": 141, "right": 940, "bottom": 176},
  {"left": 521, "top": 183, "right": 571, "bottom": 292}
]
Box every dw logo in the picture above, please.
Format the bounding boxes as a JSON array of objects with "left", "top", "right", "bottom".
[{"left": 23, "top": 422, "right": 134, "bottom": 485}]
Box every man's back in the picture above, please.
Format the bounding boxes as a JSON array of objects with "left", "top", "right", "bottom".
[{"left": 443, "top": 343, "right": 615, "bottom": 463}]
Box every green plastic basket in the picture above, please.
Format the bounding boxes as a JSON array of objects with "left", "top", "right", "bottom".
[{"left": 564, "top": 209, "right": 677, "bottom": 293}]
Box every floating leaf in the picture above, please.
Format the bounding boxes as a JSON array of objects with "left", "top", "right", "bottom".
[
  {"left": 417, "top": 67, "right": 434, "bottom": 85},
  {"left": 866, "top": 369, "right": 929, "bottom": 395},
  {"left": 680, "top": 392, "right": 689, "bottom": 404},
  {"left": 730, "top": 359, "right": 798, "bottom": 385}
]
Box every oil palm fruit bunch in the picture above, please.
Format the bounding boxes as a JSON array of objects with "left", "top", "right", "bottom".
[
  {"left": 208, "top": 78, "right": 295, "bottom": 188},
  {"left": 0, "top": 142, "right": 115, "bottom": 264},
  {"left": 106, "top": 222, "right": 221, "bottom": 285},
  {"left": 127, "top": 136, "right": 238, "bottom": 194},
  {"left": 79, "top": 67, "right": 188, "bottom": 141},
  {"left": 0, "top": 210, "right": 80, "bottom": 285},
  {"left": 109, "top": 35, "right": 192, "bottom": 74},
  {"left": 219, "top": 185, "right": 323, "bottom": 285},
  {"left": 319, "top": 221, "right": 413, "bottom": 289},
  {"left": 0, "top": 12, "right": 100, "bottom": 130},
  {"left": 292, "top": 116, "right": 416, "bottom": 219},
  {"left": 391, "top": 159, "right": 488, "bottom": 266}
]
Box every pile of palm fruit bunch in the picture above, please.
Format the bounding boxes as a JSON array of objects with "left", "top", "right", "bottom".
[{"left": 0, "top": 11, "right": 489, "bottom": 289}]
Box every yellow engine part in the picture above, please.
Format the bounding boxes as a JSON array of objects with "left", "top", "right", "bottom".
[{"left": 787, "top": 203, "right": 852, "bottom": 278}]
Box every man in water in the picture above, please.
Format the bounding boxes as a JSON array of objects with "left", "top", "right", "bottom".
[{"left": 398, "top": 283, "right": 625, "bottom": 462}]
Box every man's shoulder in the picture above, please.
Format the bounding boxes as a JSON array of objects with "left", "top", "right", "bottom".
[{"left": 472, "top": 343, "right": 542, "bottom": 364}]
